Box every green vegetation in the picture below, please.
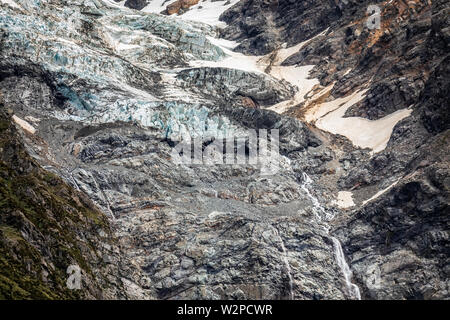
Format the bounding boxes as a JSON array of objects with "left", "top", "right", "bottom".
[{"left": 0, "top": 109, "right": 111, "bottom": 299}]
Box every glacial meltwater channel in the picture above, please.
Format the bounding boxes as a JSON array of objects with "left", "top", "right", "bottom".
[{"left": 301, "top": 173, "right": 361, "bottom": 300}]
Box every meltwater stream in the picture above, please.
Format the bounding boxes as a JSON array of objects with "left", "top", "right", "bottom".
[
  {"left": 301, "top": 173, "right": 362, "bottom": 300},
  {"left": 332, "top": 237, "right": 362, "bottom": 299}
]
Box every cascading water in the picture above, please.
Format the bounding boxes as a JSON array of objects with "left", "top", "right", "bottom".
[
  {"left": 301, "top": 172, "right": 361, "bottom": 300},
  {"left": 300, "top": 173, "right": 333, "bottom": 222},
  {"left": 332, "top": 237, "right": 362, "bottom": 300}
]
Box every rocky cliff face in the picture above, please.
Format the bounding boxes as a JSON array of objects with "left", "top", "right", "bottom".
[
  {"left": 0, "top": 0, "right": 448, "bottom": 300},
  {"left": 0, "top": 105, "right": 124, "bottom": 299}
]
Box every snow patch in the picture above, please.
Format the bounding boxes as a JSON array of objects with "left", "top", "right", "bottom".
[
  {"left": 208, "top": 211, "right": 227, "bottom": 219},
  {"left": 0, "top": 0, "right": 21, "bottom": 9},
  {"left": 265, "top": 29, "right": 330, "bottom": 113},
  {"left": 190, "top": 36, "right": 262, "bottom": 73},
  {"left": 142, "top": 0, "right": 168, "bottom": 14},
  {"left": 332, "top": 191, "right": 355, "bottom": 208},
  {"left": 265, "top": 38, "right": 325, "bottom": 114},
  {"left": 0, "top": 0, "right": 23, "bottom": 9},
  {"left": 101, "top": 0, "right": 128, "bottom": 9},
  {"left": 309, "top": 90, "right": 412, "bottom": 154},
  {"left": 143, "top": 0, "right": 240, "bottom": 27},
  {"left": 12, "top": 115, "right": 36, "bottom": 134},
  {"left": 179, "top": 0, "right": 240, "bottom": 27},
  {"left": 267, "top": 65, "right": 318, "bottom": 114}
]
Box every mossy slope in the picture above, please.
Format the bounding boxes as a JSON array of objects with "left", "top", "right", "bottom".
[{"left": 0, "top": 106, "right": 117, "bottom": 299}]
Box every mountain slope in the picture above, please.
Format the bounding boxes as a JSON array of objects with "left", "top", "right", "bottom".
[
  {"left": 0, "top": 102, "right": 124, "bottom": 299},
  {"left": 0, "top": 0, "right": 448, "bottom": 300}
]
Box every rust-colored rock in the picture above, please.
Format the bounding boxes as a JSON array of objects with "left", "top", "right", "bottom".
[
  {"left": 240, "top": 96, "right": 260, "bottom": 109},
  {"left": 166, "top": 0, "right": 200, "bottom": 15}
]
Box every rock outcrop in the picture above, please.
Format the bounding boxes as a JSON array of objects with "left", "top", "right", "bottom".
[
  {"left": 124, "top": 0, "right": 148, "bottom": 11},
  {"left": 166, "top": 0, "right": 200, "bottom": 15},
  {"left": 0, "top": 105, "right": 124, "bottom": 299}
]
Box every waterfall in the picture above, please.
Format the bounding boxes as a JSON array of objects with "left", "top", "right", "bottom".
[
  {"left": 273, "top": 227, "right": 294, "bottom": 300},
  {"left": 301, "top": 172, "right": 361, "bottom": 300},
  {"left": 332, "top": 237, "right": 362, "bottom": 300}
]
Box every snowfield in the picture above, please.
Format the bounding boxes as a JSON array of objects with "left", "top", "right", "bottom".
[{"left": 143, "top": 0, "right": 240, "bottom": 27}]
